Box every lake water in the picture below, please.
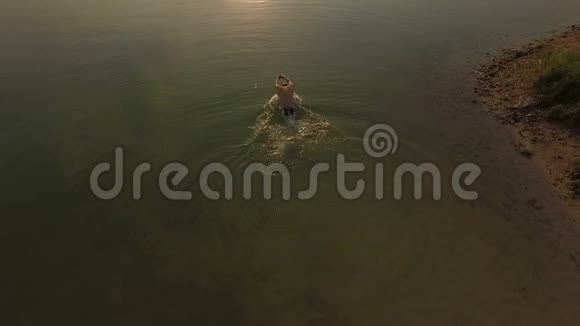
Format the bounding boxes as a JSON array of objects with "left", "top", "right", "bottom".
[{"left": 2, "top": 0, "right": 580, "bottom": 324}]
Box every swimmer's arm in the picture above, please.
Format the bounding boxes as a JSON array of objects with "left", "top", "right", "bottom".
[
  {"left": 282, "top": 76, "right": 293, "bottom": 88},
  {"left": 278, "top": 75, "right": 291, "bottom": 83}
]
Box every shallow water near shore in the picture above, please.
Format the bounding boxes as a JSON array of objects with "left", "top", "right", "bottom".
[{"left": 2, "top": 0, "right": 580, "bottom": 324}]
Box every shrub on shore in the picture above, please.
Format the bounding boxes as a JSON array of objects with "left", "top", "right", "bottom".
[
  {"left": 534, "top": 50, "right": 580, "bottom": 104},
  {"left": 560, "top": 108, "right": 580, "bottom": 127},
  {"left": 547, "top": 105, "right": 580, "bottom": 127}
]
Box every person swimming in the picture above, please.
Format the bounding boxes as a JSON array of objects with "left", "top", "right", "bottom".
[{"left": 275, "top": 75, "right": 296, "bottom": 120}]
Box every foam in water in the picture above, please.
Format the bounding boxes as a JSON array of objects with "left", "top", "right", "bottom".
[{"left": 246, "top": 94, "right": 344, "bottom": 163}]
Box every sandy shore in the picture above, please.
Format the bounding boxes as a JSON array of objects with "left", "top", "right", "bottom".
[{"left": 474, "top": 25, "right": 580, "bottom": 215}]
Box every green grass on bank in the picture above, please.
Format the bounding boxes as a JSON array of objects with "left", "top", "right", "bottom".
[{"left": 535, "top": 50, "right": 580, "bottom": 104}]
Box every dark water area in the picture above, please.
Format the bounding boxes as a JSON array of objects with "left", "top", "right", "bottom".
[{"left": 2, "top": 0, "right": 580, "bottom": 324}]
